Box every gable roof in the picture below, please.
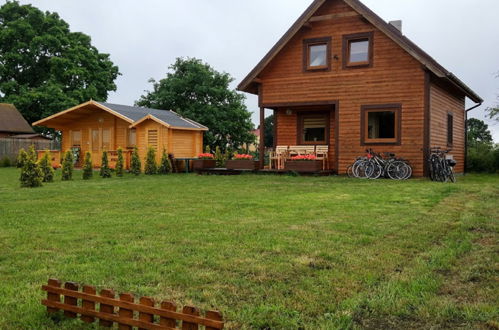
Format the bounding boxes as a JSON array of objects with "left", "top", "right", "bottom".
[
  {"left": 237, "top": 0, "right": 483, "bottom": 103},
  {"left": 97, "top": 102, "right": 208, "bottom": 130},
  {"left": 0, "top": 103, "right": 35, "bottom": 134},
  {"left": 33, "top": 100, "right": 208, "bottom": 131}
]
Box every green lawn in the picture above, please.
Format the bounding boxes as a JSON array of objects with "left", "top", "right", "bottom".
[{"left": 0, "top": 168, "right": 497, "bottom": 329}]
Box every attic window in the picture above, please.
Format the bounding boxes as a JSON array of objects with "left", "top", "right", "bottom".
[
  {"left": 343, "top": 32, "right": 373, "bottom": 68},
  {"left": 303, "top": 37, "right": 331, "bottom": 71}
]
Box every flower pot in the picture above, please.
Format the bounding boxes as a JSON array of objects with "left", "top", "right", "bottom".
[
  {"left": 192, "top": 159, "right": 216, "bottom": 170},
  {"left": 226, "top": 160, "right": 259, "bottom": 170},
  {"left": 285, "top": 160, "right": 322, "bottom": 173}
]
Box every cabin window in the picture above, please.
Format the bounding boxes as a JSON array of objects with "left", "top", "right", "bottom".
[
  {"left": 128, "top": 128, "right": 137, "bottom": 147},
  {"left": 343, "top": 32, "right": 373, "bottom": 68},
  {"left": 147, "top": 129, "right": 158, "bottom": 150},
  {"left": 361, "top": 104, "right": 401, "bottom": 145},
  {"left": 298, "top": 112, "right": 329, "bottom": 145},
  {"left": 71, "top": 130, "right": 81, "bottom": 146},
  {"left": 102, "top": 129, "right": 111, "bottom": 151},
  {"left": 91, "top": 129, "right": 99, "bottom": 152},
  {"left": 303, "top": 37, "right": 331, "bottom": 71},
  {"left": 447, "top": 113, "right": 453, "bottom": 146}
]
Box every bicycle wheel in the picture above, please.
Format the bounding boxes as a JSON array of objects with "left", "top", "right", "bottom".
[
  {"left": 387, "top": 161, "right": 406, "bottom": 180},
  {"left": 448, "top": 169, "right": 456, "bottom": 183},
  {"left": 403, "top": 163, "right": 413, "bottom": 180},
  {"left": 347, "top": 165, "right": 354, "bottom": 178},
  {"left": 368, "top": 163, "right": 383, "bottom": 179},
  {"left": 353, "top": 160, "right": 370, "bottom": 179}
]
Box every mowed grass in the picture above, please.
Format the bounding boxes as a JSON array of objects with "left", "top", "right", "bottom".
[{"left": 0, "top": 168, "right": 497, "bottom": 329}]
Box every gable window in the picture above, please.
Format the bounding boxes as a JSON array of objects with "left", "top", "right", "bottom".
[
  {"left": 298, "top": 112, "right": 329, "bottom": 145},
  {"left": 447, "top": 113, "right": 453, "bottom": 146},
  {"left": 343, "top": 32, "right": 373, "bottom": 68},
  {"left": 361, "top": 104, "right": 401, "bottom": 145},
  {"left": 147, "top": 129, "right": 158, "bottom": 150},
  {"left": 303, "top": 37, "right": 331, "bottom": 71}
]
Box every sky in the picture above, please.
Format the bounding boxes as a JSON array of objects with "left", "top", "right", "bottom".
[{"left": 9, "top": 0, "right": 499, "bottom": 141}]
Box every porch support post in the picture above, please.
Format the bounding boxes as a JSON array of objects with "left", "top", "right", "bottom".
[{"left": 259, "top": 107, "right": 265, "bottom": 169}]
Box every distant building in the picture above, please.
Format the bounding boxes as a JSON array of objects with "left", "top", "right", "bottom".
[{"left": 0, "top": 103, "right": 37, "bottom": 138}]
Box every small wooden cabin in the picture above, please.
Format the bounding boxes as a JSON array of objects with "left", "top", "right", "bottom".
[
  {"left": 238, "top": 0, "right": 483, "bottom": 176},
  {"left": 33, "top": 101, "right": 207, "bottom": 168}
]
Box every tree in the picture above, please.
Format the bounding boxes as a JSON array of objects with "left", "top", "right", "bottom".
[
  {"left": 99, "top": 151, "right": 111, "bottom": 178},
  {"left": 19, "top": 145, "right": 42, "bottom": 187},
  {"left": 115, "top": 148, "right": 124, "bottom": 177},
  {"left": 39, "top": 151, "right": 54, "bottom": 182},
  {"left": 130, "top": 147, "right": 141, "bottom": 175},
  {"left": 136, "top": 58, "right": 254, "bottom": 151},
  {"left": 0, "top": 1, "right": 120, "bottom": 135},
  {"left": 144, "top": 147, "right": 157, "bottom": 175},
  {"left": 261, "top": 114, "right": 274, "bottom": 148},
  {"left": 82, "top": 152, "right": 93, "bottom": 180},
  {"left": 158, "top": 149, "right": 172, "bottom": 174},
  {"left": 467, "top": 118, "right": 493, "bottom": 149},
  {"left": 61, "top": 151, "right": 73, "bottom": 181},
  {"left": 487, "top": 72, "right": 499, "bottom": 121}
]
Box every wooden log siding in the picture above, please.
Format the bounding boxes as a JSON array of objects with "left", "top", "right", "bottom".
[
  {"left": 259, "top": 0, "right": 426, "bottom": 176},
  {"left": 429, "top": 82, "right": 466, "bottom": 174},
  {"left": 41, "top": 279, "right": 224, "bottom": 329}
]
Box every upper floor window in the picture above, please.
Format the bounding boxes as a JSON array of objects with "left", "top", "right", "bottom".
[
  {"left": 361, "top": 104, "right": 401, "bottom": 145},
  {"left": 303, "top": 37, "right": 331, "bottom": 71},
  {"left": 343, "top": 32, "right": 373, "bottom": 68}
]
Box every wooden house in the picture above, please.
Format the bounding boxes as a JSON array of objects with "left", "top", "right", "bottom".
[
  {"left": 238, "top": 0, "right": 483, "bottom": 176},
  {"left": 0, "top": 103, "right": 36, "bottom": 138},
  {"left": 33, "top": 100, "right": 207, "bottom": 168}
]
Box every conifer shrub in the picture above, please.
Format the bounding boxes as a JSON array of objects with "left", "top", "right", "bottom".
[
  {"left": 82, "top": 152, "right": 93, "bottom": 180},
  {"left": 39, "top": 151, "right": 54, "bottom": 182},
  {"left": 215, "top": 146, "right": 228, "bottom": 167},
  {"left": 130, "top": 147, "right": 141, "bottom": 175},
  {"left": 115, "top": 147, "right": 124, "bottom": 177},
  {"left": 16, "top": 148, "right": 28, "bottom": 168},
  {"left": 205, "top": 145, "right": 211, "bottom": 154},
  {"left": 61, "top": 150, "right": 74, "bottom": 181},
  {"left": 20, "top": 146, "right": 43, "bottom": 187},
  {"left": 100, "top": 151, "right": 112, "bottom": 178},
  {"left": 158, "top": 149, "right": 172, "bottom": 174},
  {"left": 144, "top": 147, "right": 157, "bottom": 175}
]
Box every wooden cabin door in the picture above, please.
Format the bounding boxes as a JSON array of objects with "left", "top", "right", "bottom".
[{"left": 91, "top": 129, "right": 100, "bottom": 166}]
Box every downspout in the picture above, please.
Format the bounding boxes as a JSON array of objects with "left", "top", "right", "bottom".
[{"left": 464, "top": 102, "right": 483, "bottom": 175}]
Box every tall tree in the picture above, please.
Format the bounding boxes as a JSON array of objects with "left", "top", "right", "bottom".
[
  {"left": 136, "top": 58, "right": 254, "bottom": 151},
  {"left": 467, "top": 118, "right": 493, "bottom": 148},
  {"left": 0, "top": 1, "right": 120, "bottom": 135},
  {"left": 487, "top": 71, "right": 499, "bottom": 121}
]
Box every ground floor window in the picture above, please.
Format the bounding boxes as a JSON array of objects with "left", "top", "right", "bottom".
[
  {"left": 447, "top": 113, "right": 453, "bottom": 146},
  {"left": 297, "top": 112, "right": 329, "bottom": 145},
  {"left": 361, "top": 104, "right": 401, "bottom": 144}
]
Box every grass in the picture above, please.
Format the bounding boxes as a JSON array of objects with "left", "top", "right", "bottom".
[{"left": 0, "top": 168, "right": 497, "bottom": 329}]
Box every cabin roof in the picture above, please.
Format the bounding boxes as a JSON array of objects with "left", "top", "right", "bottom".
[
  {"left": 0, "top": 103, "right": 35, "bottom": 134},
  {"left": 33, "top": 100, "right": 208, "bottom": 131},
  {"left": 96, "top": 102, "right": 208, "bottom": 130},
  {"left": 237, "top": 0, "right": 483, "bottom": 103}
]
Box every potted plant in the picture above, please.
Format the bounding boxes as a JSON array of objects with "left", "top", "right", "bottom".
[
  {"left": 285, "top": 155, "right": 322, "bottom": 173},
  {"left": 193, "top": 153, "right": 216, "bottom": 170},
  {"left": 226, "top": 154, "right": 259, "bottom": 170}
]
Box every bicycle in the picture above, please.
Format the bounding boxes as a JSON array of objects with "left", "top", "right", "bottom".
[{"left": 427, "top": 147, "right": 456, "bottom": 183}]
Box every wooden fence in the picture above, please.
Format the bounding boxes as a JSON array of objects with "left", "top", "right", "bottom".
[
  {"left": 41, "top": 279, "right": 224, "bottom": 329},
  {"left": 0, "top": 138, "right": 60, "bottom": 162}
]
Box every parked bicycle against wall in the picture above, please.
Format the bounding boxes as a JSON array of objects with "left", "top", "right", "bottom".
[
  {"left": 427, "top": 147, "right": 456, "bottom": 183},
  {"left": 347, "top": 149, "right": 412, "bottom": 180}
]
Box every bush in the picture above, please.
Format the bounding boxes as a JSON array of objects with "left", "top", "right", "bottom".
[
  {"left": 16, "top": 148, "right": 28, "bottom": 168},
  {"left": 214, "top": 146, "right": 230, "bottom": 167},
  {"left": 130, "top": 147, "right": 141, "bottom": 175},
  {"left": 61, "top": 150, "right": 74, "bottom": 181},
  {"left": 82, "top": 152, "right": 93, "bottom": 180},
  {"left": 39, "top": 151, "right": 54, "bottom": 182},
  {"left": 467, "top": 144, "right": 499, "bottom": 173},
  {"left": 115, "top": 148, "right": 124, "bottom": 177},
  {"left": 144, "top": 147, "right": 157, "bottom": 175},
  {"left": 158, "top": 149, "right": 172, "bottom": 174},
  {"left": 0, "top": 156, "right": 11, "bottom": 167},
  {"left": 20, "top": 146, "right": 43, "bottom": 188},
  {"left": 100, "top": 151, "right": 112, "bottom": 178}
]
